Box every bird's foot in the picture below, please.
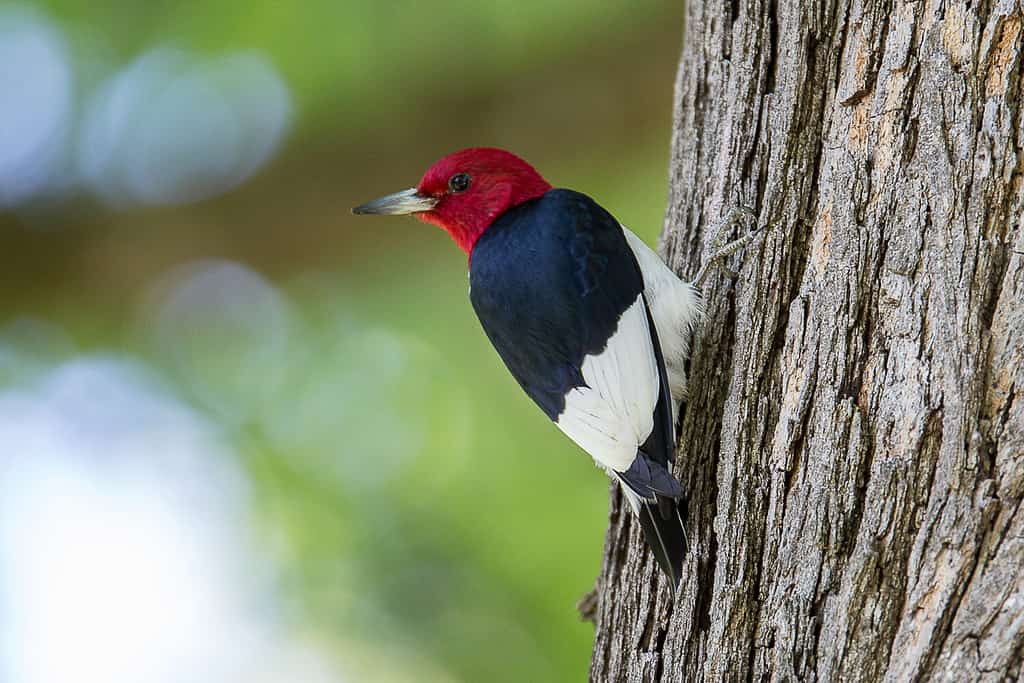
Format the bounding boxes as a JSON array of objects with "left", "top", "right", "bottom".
[{"left": 691, "top": 205, "right": 760, "bottom": 287}]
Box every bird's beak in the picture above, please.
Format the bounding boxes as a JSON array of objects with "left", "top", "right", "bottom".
[{"left": 352, "top": 188, "right": 438, "bottom": 215}]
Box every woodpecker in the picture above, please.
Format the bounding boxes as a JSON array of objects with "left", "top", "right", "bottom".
[{"left": 354, "top": 148, "right": 755, "bottom": 588}]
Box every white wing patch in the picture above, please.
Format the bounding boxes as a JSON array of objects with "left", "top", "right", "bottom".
[
  {"left": 554, "top": 295, "right": 659, "bottom": 472},
  {"left": 620, "top": 226, "right": 703, "bottom": 415}
]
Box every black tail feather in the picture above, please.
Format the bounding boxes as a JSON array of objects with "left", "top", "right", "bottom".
[{"left": 636, "top": 495, "right": 688, "bottom": 590}]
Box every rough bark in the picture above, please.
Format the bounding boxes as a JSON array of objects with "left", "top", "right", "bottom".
[{"left": 589, "top": 1, "right": 1024, "bottom": 681}]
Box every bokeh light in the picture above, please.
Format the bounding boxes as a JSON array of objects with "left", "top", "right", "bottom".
[
  {"left": 147, "top": 259, "right": 294, "bottom": 424},
  {"left": 78, "top": 48, "right": 291, "bottom": 207},
  {"left": 0, "top": 7, "right": 72, "bottom": 205},
  {"left": 0, "top": 5, "right": 290, "bottom": 210},
  {"left": 0, "top": 358, "right": 339, "bottom": 683}
]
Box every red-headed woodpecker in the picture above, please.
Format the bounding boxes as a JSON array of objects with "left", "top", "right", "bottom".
[{"left": 354, "top": 148, "right": 755, "bottom": 588}]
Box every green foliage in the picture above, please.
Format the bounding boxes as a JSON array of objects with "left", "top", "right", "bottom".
[{"left": 40, "top": 0, "right": 672, "bottom": 132}]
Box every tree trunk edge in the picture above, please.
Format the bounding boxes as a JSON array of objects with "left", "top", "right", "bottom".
[{"left": 590, "top": 1, "right": 1024, "bottom": 682}]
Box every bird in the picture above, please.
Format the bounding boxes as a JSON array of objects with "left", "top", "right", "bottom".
[{"left": 353, "top": 148, "right": 756, "bottom": 588}]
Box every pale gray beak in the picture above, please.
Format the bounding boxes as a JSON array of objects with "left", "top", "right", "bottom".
[{"left": 352, "top": 188, "right": 438, "bottom": 215}]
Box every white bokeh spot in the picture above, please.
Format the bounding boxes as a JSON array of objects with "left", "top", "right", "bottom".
[
  {"left": 0, "top": 7, "right": 72, "bottom": 205},
  {"left": 0, "top": 357, "right": 342, "bottom": 683},
  {"left": 78, "top": 47, "right": 291, "bottom": 207}
]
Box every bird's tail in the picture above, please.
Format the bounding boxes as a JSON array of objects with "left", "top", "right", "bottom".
[{"left": 620, "top": 486, "right": 687, "bottom": 590}]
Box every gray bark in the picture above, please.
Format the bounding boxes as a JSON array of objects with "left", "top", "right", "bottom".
[{"left": 588, "top": 1, "right": 1024, "bottom": 681}]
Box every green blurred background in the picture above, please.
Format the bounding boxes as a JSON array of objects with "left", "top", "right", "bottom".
[{"left": 0, "top": 2, "right": 683, "bottom": 680}]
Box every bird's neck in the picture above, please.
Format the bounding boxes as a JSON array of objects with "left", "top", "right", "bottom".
[{"left": 423, "top": 182, "right": 552, "bottom": 256}]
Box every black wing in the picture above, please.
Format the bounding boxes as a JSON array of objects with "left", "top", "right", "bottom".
[{"left": 469, "top": 189, "right": 676, "bottom": 479}]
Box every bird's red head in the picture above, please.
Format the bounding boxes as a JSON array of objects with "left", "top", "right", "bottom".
[{"left": 353, "top": 148, "right": 552, "bottom": 254}]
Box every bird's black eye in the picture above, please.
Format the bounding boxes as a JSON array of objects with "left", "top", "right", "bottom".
[{"left": 448, "top": 173, "right": 471, "bottom": 193}]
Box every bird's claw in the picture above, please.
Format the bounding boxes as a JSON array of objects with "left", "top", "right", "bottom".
[{"left": 690, "top": 203, "right": 762, "bottom": 287}]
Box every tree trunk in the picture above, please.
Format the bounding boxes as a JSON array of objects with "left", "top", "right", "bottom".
[{"left": 588, "top": 1, "right": 1024, "bottom": 680}]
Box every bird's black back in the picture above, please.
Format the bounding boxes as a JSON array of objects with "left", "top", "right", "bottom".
[{"left": 469, "top": 189, "right": 645, "bottom": 422}]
